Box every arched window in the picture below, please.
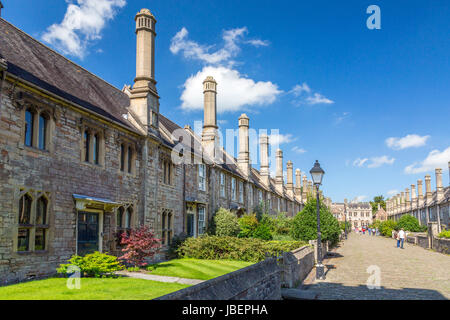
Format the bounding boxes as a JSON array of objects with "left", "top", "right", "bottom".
[
  {"left": 84, "top": 130, "right": 90, "bottom": 162},
  {"left": 19, "top": 194, "right": 32, "bottom": 225},
  {"left": 93, "top": 134, "right": 99, "bottom": 164},
  {"left": 117, "top": 207, "right": 124, "bottom": 228},
  {"left": 125, "top": 207, "right": 132, "bottom": 229},
  {"left": 24, "top": 109, "right": 35, "bottom": 146},
  {"left": 36, "top": 196, "right": 48, "bottom": 225},
  {"left": 38, "top": 113, "right": 48, "bottom": 150}
]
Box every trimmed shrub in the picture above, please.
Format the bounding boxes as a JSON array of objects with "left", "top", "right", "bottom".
[
  {"left": 238, "top": 214, "right": 259, "bottom": 238},
  {"left": 438, "top": 230, "right": 450, "bottom": 239},
  {"left": 396, "top": 215, "right": 423, "bottom": 232},
  {"left": 57, "top": 252, "right": 124, "bottom": 278},
  {"left": 379, "top": 220, "right": 398, "bottom": 237},
  {"left": 253, "top": 219, "right": 273, "bottom": 240},
  {"left": 290, "top": 197, "right": 340, "bottom": 245},
  {"left": 167, "top": 232, "right": 189, "bottom": 259},
  {"left": 271, "top": 212, "right": 293, "bottom": 235},
  {"left": 177, "top": 235, "right": 307, "bottom": 262},
  {"left": 213, "top": 208, "right": 241, "bottom": 237}
]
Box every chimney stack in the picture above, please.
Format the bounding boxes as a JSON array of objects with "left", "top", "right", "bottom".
[
  {"left": 435, "top": 168, "right": 444, "bottom": 202},
  {"left": 405, "top": 188, "right": 411, "bottom": 211},
  {"left": 259, "top": 134, "right": 270, "bottom": 187},
  {"left": 202, "top": 76, "right": 219, "bottom": 158},
  {"left": 425, "top": 174, "right": 432, "bottom": 204},
  {"left": 129, "top": 9, "right": 159, "bottom": 134},
  {"left": 237, "top": 114, "right": 250, "bottom": 177},
  {"left": 275, "top": 149, "right": 284, "bottom": 194},
  {"left": 417, "top": 180, "right": 424, "bottom": 207},
  {"left": 286, "top": 161, "right": 294, "bottom": 197},
  {"left": 411, "top": 184, "right": 417, "bottom": 209},
  {"left": 302, "top": 175, "right": 308, "bottom": 201},
  {"left": 308, "top": 180, "right": 313, "bottom": 196},
  {"left": 295, "top": 169, "right": 302, "bottom": 200},
  {"left": 401, "top": 191, "right": 406, "bottom": 212}
]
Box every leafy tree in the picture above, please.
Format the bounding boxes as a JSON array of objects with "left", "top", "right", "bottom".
[
  {"left": 396, "top": 214, "right": 423, "bottom": 232},
  {"left": 238, "top": 214, "right": 259, "bottom": 238},
  {"left": 379, "top": 220, "right": 398, "bottom": 237},
  {"left": 119, "top": 226, "right": 161, "bottom": 267},
  {"left": 370, "top": 195, "right": 386, "bottom": 214},
  {"left": 290, "top": 197, "right": 340, "bottom": 245},
  {"left": 213, "top": 208, "right": 240, "bottom": 237}
]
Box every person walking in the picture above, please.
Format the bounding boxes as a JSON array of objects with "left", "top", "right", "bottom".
[
  {"left": 398, "top": 228, "right": 406, "bottom": 249},
  {"left": 368, "top": 228, "right": 371, "bottom": 236}
]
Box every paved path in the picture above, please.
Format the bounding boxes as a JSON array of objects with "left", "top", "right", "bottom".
[
  {"left": 116, "top": 271, "right": 204, "bottom": 285},
  {"left": 302, "top": 233, "right": 450, "bottom": 300}
]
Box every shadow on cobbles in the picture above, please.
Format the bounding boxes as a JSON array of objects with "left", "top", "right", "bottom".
[{"left": 301, "top": 282, "right": 448, "bottom": 300}]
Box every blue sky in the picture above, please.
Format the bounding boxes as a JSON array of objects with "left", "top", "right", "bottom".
[{"left": 3, "top": 0, "right": 450, "bottom": 202}]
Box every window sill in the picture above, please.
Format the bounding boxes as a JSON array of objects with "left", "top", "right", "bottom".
[
  {"left": 16, "top": 250, "right": 48, "bottom": 255},
  {"left": 81, "top": 161, "right": 105, "bottom": 170},
  {"left": 22, "top": 145, "right": 51, "bottom": 155}
]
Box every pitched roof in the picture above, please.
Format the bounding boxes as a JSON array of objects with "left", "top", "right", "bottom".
[{"left": 0, "top": 18, "right": 135, "bottom": 131}]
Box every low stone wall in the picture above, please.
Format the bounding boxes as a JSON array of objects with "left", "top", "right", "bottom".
[
  {"left": 156, "top": 257, "right": 282, "bottom": 300},
  {"left": 417, "top": 235, "right": 429, "bottom": 249},
  {"left": 308, "top": 240, "right": 328, "bottom": 263},
  {"left": 433, "top": 237, "right": 450, "bottom": 254},
  {"left": 280, "top": 246, "right": 314, "bottom": 288}
]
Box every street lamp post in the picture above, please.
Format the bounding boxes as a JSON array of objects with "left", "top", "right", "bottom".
[
  {"left": 310, "top": 160, "right": 325, "bottom": 280},
  {"left": 344, "top": 206, "right": 348, "bottom": 240}
]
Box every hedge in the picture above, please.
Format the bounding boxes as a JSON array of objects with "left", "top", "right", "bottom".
[{"left": 177, "top": 235, "right": 308, "bottom": 262}]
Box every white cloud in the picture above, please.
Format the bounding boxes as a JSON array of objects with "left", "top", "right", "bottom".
[
  {"left": 353, "top": 158, "right": 369, "bottom": 167},
  {"left": 386, "top": 134, "right": 430, "bottom": 150},
  {"left": 334, "top": 112, "right": 351, "bottom": 125},
  {"left": 404, "top": 147, "right": 450, "bottom": 174},
  {"left": 42, "top": 0, "right": 126, "bottom": 58},
  {"left": 306, "top": 93, "right": 334, "bottom": 105},
  {"left": 292, "top": 146, "right": 307, "bottom": 154},
  {"left": 353, "top": 195, "right": 367, "bottom": 202},
  {"left": 180, "top": 66, "right": 282, "bottom": 113},
  {"left": 387, "top": 190, "right": 399, "bottom": 196},
  {"left": 269, "top": 133, "right": 297, "bottom": 146},
  {"left": 290, "top": 82, "right": 334, "bottom": 106},
  {"left": 170, "top": 26, "right": 269, "bottom": 65},
  {"left": 353, "top": 156, "right": 395, "bottom": 168}
]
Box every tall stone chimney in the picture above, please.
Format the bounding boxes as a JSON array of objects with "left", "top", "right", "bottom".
[
  {"left": 411, "top": 184, "right": 417, "bottom": 209},
  {"left": 435, "top": 168, "right": 444, "bottom": 202},
  {"left": 286, "top": 161, "right": 294, "bottom": 197},
  {"left": 259, "top": 134, "right": 270, "bottom": 187},
  {"left": 202, "top": 76, "right": 218, "bottom": 157},
  {"left": 302, "top": 175, "right": 308, "bottom": 201},
  {"left": 405, "top": 188, "right": 411, "bottom": 211},
  {"left": 129, "top": 9, "right": 159, "bottom": 134},
  {"left": 417, "top": 179, "right": 424, "bottom": 207},
  {"left": 308, "top": 180, "right": 313, "bottom": 196},
  {"left": 275, "top": 149, "right": 284, "bottom": 194},
  {"left": 237, "top": 114, "right": 250, "bottom": 177},
  {"left": 401, "top": 192, "right": 406, "bottom": 212},
  {"left": 425, "top": 174, "right": 432, "bottom": 204},
  {"left": 295, "top": 169, "right": 302, "bottom": 200}
]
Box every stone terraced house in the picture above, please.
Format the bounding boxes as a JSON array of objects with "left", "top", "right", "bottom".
[
  {"left": 386, "top": 166, "right": 450, "bottom": 231},
  {"left": 0, "top": 9, "right": 317, "bottom": 285}
]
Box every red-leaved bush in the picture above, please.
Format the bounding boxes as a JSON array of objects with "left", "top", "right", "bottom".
[{"left": 119, "top": 226, "right": 161, "bottom": 267}]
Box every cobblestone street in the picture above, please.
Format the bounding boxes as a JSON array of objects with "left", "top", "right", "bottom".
[{"left": 302, "top": 233, "right": 450, "bottom": 300}]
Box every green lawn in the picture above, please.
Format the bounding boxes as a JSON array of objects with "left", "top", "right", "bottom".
[
  {"left": 147, "top": 258, "right": 253, "bottom": 280},
  {"left": 0, "top": 277, "right": 189, "bottom": 300}
]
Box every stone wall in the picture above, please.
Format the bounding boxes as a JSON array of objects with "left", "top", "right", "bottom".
[
  {"left": 156, "top": 257, "right": 282, "bottom": 300},
  {"left": 433, "top": 237, "right": 450, "bottom": 254},
  {"left": 280, "top": 245, "right": 314, "bottom": 288}
]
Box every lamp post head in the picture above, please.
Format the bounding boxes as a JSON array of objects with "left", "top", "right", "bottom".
[{"left": 310, "top": 160, "right": 325, "bottom": 186}]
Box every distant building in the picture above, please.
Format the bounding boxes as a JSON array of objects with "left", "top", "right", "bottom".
[{"left": 331, "top": 199, "right": 372, "bottom": 228}]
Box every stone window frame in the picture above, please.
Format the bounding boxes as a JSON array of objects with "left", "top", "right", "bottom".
[
  {"left": 238, "top": 180, "right": 244, "bottom": 204},
  {"left": 116, "top": 204, "right": 135, "bottom": 236},
  {"left": 198, "top": 164, "right": 206, "bottom": 191},
  {"left": 119, "top": 140, "right": 137, "bottom": 176},
  {"left": 161, "top": 158, "right": 174, "bottom": 185},
  {"left": 79, "top": 121, "right": 106, "bottom": 167},
  {"left": 14, "top": 188, "right": 51, "bottom": 254},
  {"left": 219, "top": 172, "right": 226, "bottom": 198},
  {"left": 161, "top": 209, "right": 173, "bottom": 245},
  {"left": 231, "top": 177, "right": 237, "bottom": 201},
  {"left": 197, "top": 205, "right": 206, "bottom": 236},
  {"left": 20, "top": 102, "right": 55, "bottom": 153},
  {"left": 248, "top": 185, "right": 253, "bottom": 207}
]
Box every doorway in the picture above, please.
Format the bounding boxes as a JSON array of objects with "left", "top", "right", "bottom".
[{"left": 77, "top": 211, "right": 102, "bottom": 256}]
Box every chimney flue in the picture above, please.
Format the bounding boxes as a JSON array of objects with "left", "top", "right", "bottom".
[
  {"left": 202, "top": 76, "right": 218, "bottom": 158},
  {"left": 259, "top": 134, "right": 270, "bottom": 187},
  {"left": 275, "top": 149, "right": 284, "bottom": 194},
  {"left": 286, "top": 161, "right": 294, "bottom": 197},
  {"left": 436, "top": 168, "right": 444, "bottom": 201},
  {"left": 425, "top": 174, "right": 432, "bottom": 203},
  {"left": 134, "top": 9, "right": 157, "bottom": 88},
  {"left": 237, "top": 114, "right": 250, "bottom": 177}
]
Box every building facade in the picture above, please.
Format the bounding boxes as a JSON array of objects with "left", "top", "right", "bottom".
[
  {"left": 331, "top": 200, "right": 372, "bottom": 229},
  {"left": 386, "top": 165, "right": 450, "bottom": 231},
  {"left": 0, "top": 8, "right": 316, "bottom": 284}
]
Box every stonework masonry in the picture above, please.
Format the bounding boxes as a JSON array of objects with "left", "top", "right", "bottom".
[{"left": 0, "top": 9, "right": 314, "bottom": 284}]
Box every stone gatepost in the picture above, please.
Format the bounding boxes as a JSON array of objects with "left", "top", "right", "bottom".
[{"left": 427, "top": 222, "right": 438, "bottom": 249}]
